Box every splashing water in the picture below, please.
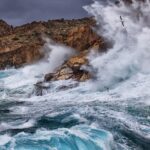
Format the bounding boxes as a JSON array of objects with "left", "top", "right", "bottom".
[
  {"left": 85, "top": 0, "right": 150, "bottom": 90},
  {"left": 0, "top": 1, "right": 150, "bottom": 150}
]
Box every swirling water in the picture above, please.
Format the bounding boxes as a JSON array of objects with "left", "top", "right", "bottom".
[
  {"left": 0, "top": 65, "right": 149, "bottom": 150},
  {"left": 0, "top": 1, "right": 150, "bottom": 150}
]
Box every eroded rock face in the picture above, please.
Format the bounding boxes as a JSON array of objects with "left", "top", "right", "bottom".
[
  {"left": 0, "top": 17, "right": 104, "bottom": 70},
  {"left": 65, "top": 24, "right": 103, "bottom": 51},
  {"left": 0, "top": 20, "right": 13, "bottom": 37},
  {"left": 0, "top": 44, "right": 43, "bottom": 69}
]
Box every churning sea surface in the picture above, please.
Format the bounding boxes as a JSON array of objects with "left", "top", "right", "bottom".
[{"left": 0, "top": 1, "right": 150, "bottom": 150}]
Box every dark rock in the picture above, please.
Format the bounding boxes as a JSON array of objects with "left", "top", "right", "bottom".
[
  {"left": 34, "top": 82, "right": 50, "bottom": 96},
  {"left": 44, "top": 73, "right": 54, "bottom": 82},
  {"left": 57, "top": 83, "right": 79, "bottom": 91}
]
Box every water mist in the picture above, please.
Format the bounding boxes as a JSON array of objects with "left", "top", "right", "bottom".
[{"left": 84, "top": 0, "right": 150, "bottom": 90}]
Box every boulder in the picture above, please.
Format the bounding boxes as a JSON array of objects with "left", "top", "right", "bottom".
[{"left": 45, "top": 54, "right": 91, "bottom": 82}]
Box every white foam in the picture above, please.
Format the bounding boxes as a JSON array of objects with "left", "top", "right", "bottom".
[
  {"left": 1, "top": 39, "right": 75, "bottom": 90},
  {"left": 84, "top": 0, "right": 150, "bottom": 91},
  {"left": 21, "top": 38, "right": 75, "bottom": 78},
  {"left": 0, "top": 134, "right": 11, "bottom": 146},
  {"left": 0, "top": 119, "right": 35, "bottom": 132}
]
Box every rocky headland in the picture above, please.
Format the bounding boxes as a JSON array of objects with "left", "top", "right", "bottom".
[{"left": 0, "top": 17, "right": 106, "bottom": 82}]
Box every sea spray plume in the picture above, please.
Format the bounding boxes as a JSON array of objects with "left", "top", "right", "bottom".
[
  {"left": 42, "top": 37, "right": 76, "bottom": 73},
  {"left": 84, "top": 0, "right": 150, "bottom": 91},
  {"left": 22, "top": 37, "right": 75, "bottom": 77}
]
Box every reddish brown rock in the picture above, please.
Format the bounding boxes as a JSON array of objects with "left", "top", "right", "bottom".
[
  {"left": 0, "top": 20, "right": 13, "bottom": 37},
  {"left": 0, "top": 44, "right": 43, "bottom": 69},
  {"left": 65, "top": 24, "right": 103, "bottom": 51}
]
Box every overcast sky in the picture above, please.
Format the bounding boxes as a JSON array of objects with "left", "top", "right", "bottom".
[{"left": 0, "top": 0, "right": 93, "bottom": 26}]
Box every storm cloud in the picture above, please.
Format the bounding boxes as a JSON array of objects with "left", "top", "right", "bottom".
[{"left": 0, "top": 0, "right": 92, "bottom": 26}]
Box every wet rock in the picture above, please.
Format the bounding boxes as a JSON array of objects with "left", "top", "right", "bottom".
[
  {"left": 59, "top": 67, "right": 73, "bottom": 75},
  {"left": 57, "top": 83, "right": 79, "bottom": 91},
  {"left": 44, "top": 73, "right": 54, "bottom": 82},
  {"left": 34, "top": 82, "right": 51, "bottom": 96},
  {"left": 67, "top": 55, "right": 88, "bottom": 68},
  {"left": 44, "top": 54, "right": 91, "bottom": 82}
]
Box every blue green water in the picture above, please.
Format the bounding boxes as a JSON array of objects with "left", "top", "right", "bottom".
[{"left": 0, "top": 69, "right": 149, "bottom": 150}]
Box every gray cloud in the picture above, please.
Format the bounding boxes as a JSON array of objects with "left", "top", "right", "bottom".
[{"left": 0, "top": 0, "right": 92, "bottom": 26}]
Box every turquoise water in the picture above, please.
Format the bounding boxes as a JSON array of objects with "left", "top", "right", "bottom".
[
  {"left": 3, "top": 127, "right": 112, "bottom": 150},
  {"left": 0, "top": 69, "right": 114, "bottom": 150},
  {"left": 0, "top": 69, "right": 149, "bottom": 150}
]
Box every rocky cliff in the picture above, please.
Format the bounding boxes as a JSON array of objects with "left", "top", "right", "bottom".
[{"left": 0, "top": 17, "right": 105, "bottom": 81}]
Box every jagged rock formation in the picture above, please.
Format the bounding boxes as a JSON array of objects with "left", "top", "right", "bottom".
[
  {"left": 44, "top": 53, "right": 91, "bottom": 82},
  {"left": 0, "top": 20, "right": 13, "bottom": 37}
]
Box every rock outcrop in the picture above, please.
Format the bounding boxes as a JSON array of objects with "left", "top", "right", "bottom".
[
  {"left": 45, "top": 53, "right": 91, "bottom": 82},
  {"left": 0, "top": 18, "right": 104, "bottom": 70},
  {"left": 0, "top": 20, "right": 13, "bottom": 37}
]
